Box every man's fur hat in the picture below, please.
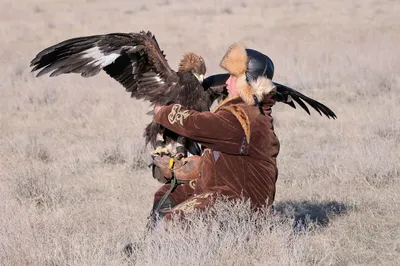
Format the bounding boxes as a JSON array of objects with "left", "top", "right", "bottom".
[{"left": 220, "top": 43, "right": 276, "bottom": 106}]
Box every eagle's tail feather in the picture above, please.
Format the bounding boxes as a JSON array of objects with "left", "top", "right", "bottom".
[{"left": 144, "top": 120, "right": 163, "bottom": 148}]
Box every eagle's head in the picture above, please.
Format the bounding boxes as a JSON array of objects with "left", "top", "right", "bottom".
[{"left": 178, "top": 52, "right": 206, "bottom": 82}]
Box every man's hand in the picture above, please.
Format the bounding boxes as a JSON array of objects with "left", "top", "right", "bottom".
[{"left": 152, "top": 155, "right": 202, "bottom": 181}]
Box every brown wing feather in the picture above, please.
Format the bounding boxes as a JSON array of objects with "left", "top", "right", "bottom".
[
  {"left": 141, "top": 31, "right": 175, "bottom": 77},
  {"left": 29, "top": 31, "right": 180, "bottom": 105}
]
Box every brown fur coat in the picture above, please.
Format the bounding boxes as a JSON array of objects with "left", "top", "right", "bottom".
[{"left": 154, "top": 94, "right": 280, "bottom": 217}]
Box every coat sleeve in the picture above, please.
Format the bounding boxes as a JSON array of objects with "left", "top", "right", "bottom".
[{"left": 154, "top": 104, "right": 245, "bottom": 154}]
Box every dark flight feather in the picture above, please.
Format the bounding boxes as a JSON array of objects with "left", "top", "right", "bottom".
[
  {"left": 272, "top": 82, "right": 337, "bottom": 119},
  {"left": 206, "top": 73, "right": 337, "bottom": 119}
]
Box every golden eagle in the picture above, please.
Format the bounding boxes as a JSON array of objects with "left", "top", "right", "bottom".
[
  {"left": 29, "top": 30, "right": 336, "bottom": 159},
  {"left": 29, "top": 31, "right": 226, "bottom": 157}
]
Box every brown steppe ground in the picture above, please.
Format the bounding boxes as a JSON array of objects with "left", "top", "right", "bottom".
[{"left": 1, "top": 0, "right": 399, "bottom": 265}]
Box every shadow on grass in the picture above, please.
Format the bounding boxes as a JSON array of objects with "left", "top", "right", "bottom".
[{"left": 273, "top": 200, "right": 350, "bottom": 231}]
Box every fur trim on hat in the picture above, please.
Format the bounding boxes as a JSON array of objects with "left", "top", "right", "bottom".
[
  {"left": 219, "top": 43, "right": 248, "bottom": 77},
  {"left": 220, "top": 43, "right": 276, "bottom": 106},
  {"left": 237, "top": 75, "right": 276, "bottom": 106}
]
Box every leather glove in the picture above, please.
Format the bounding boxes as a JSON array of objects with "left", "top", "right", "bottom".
[{"left": 152, "top": 155, "right": 201, "bottom": 181}]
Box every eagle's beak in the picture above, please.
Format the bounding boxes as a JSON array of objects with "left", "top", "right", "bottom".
[{"left": 194, "top": 73, "right": 204, "bottom": 83}]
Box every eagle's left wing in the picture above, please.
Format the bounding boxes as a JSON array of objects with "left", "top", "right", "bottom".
[
  {"left": 201, "top": 73, "right": 337, "bottom": 119},
  {"left": 30, "top": 31, "right": 180, "bottom": 105},
  {"left": 272, "top": 82, "right": 337, "bottom": 119}
]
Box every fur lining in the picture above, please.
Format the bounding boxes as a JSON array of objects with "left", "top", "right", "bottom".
[
  {"left": 220, "top": 105, "right": 251, "bottom": 144},
  {"left": 211, "top": 95, "right": 241, "bottom": 113},
  {"left": 236, "top": 74, "right": 253, "bottom": 106},
  {"left": 236, "top": 75, "right": 276, "bottom": 106},
  {"left": 249, "top": 76, "right": 276, "bottom": 103},
  {"left": 219, "top": 43, "right": 248, "bottom": 77}
]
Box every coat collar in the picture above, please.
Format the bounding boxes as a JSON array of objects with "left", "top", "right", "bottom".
[{"left": 211, "top": 95, "right": 244, "bottom": 113}]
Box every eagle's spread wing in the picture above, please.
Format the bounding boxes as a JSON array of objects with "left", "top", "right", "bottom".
[
  {"left": 272, "top": 82, "right": 337, "bottom": 119},
  {"left": 203, "top": 73, "right": 337, "bottom": 119},
  {"left": 29, "top": 31, "right": 179, "bottom": 104}
]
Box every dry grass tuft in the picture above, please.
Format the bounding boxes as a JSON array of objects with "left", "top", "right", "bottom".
[
  {"left": 12, "top": 162, "right": 65, "bottom": 209},
  {"left": 100, "top": 143, "right": 127, "bottom": 165},
  {"left": 25, "top": 136, "right": 52, "bottom": 163}
]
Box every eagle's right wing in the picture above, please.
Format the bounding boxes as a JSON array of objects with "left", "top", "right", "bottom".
[
  {"left": 201, "top": 73, "right": 229, "bottom": 106},
  {"left": 202, "top": 73, "right": 229, "bottom": 96},
  {"left": 30, "top": 31, "right": 179, "bottom": 105}
]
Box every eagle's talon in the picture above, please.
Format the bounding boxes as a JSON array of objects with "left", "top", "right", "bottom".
[
  {"left": 174, "top": 153, "right": 185, "bottom": 160},
  {"left": 151, "top": 147, "right": 170, "bottom": 157}
]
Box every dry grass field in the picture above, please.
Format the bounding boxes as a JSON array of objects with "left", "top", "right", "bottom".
[{"left": 1, "top": 0, "right": 400, "bottom": 265}]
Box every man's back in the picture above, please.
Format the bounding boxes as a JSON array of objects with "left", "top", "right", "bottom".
[{"left": 193, "top": 95, "right": 280, "bottom": 208}]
